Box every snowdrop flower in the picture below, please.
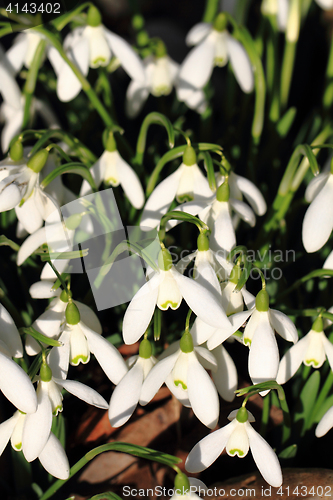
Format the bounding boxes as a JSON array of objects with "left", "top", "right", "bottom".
[
  {"left": 26, "top": 287, "right": 102, "bottom": 356},
  {"left": 0, "top": 413, "right": 69, "bottom": 479},
  {"left": 140, "top": 332, "right": 220, "bottom": 428},
  {"left": 170, "top": 472, "right": 207, "bottom": 500},
  {"left": 277, "top": 316, "right": 333, "bottom": 384},
  {"left": 316, "top": 404, "right": 333, "bottom": 437},
  {"left": 261, "top": 0, "right": 290, "bottom": 31},
  {"left": 185, "top": 406, "right": 283, "bottom": 487},
  {"left": 122, "top": 247, "right": 231, "bottom": 345},
  {"left": 80, "top": 133, "right": 144, "bottom": 209},
  {"left": 48, "top": 5, "right": 145, "bottom": 103},
  {"left": 210, "top": 344, "right": 238, "bottom": 402},
  {"left": 53, "top": 301, "right": 127, "bottom": 383},
  {"left": 243, "top": 289, "right": 298, "bottom": 388},
  {"left": 316, "top": 0, "right": 333, "bottom": 8},
  {"left": 109, "top": 339, "right": 157, "bottom": 427},
  {"left": 178, "top": 14, "right": 254, "bottom": 94},
  {"left": 126, "top": 40, "right": 179, "bottom": 118},
  {"left": 21, "top": 360, "right": 108, "bottom": 463},
  {"left": 0, "top": 303, "right": 37, "bottom": 413},
  {"left": 302, "top": 170, "right": 333, "bottom": 253},
  {"left": 140, "top": 146, "right": 213, "bottom": 230}
]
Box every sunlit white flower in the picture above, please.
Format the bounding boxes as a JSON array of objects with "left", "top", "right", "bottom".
[
  {"left": 140, "top": 146, "right": 213, "bottom": 230},
  {"left": 277, "top": 316, "right": 333, "bottom": 384},
  {"left": 302, "top": 172, "right": 333, "bottom": 253},
  {"left": 178, "top": 14, "right": 254, "bottom": 94},
  {"left": 109, "top": 339, "right": 157, "bottom": 427},
  {"left": 48, "top": 6, "right": 145, "bottom": 102},
  {"left": 80, "top": 140, "right": 144, "bottom": 209},
  {"left": 170, "top": 473, "right": 207, "bottom": 500},
  {"left": 316, "top": 404, "right": 333, "bottom": 438},
  {"left": 185, "top": 407, "right": 283, "bottom": 487},
  {"left": 140, "top": 333, "right": 219, "bottom": 428},
  {"left": 0, "top": 413, "right": 69, "bottom": 479},
  {"left": 261, "top": 0, "right": 290, "bottom": 31},
  {"left": 122, "top": 248, "right": 231, "bottom": 345}
]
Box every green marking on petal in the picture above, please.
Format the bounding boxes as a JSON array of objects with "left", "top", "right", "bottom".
[
  {"left": 159, "top": 300, "right": 179, "bottom": 310},
  {"left": 214, "top": 57, "right": 226, "bottom": 67},
  {"left": 105, "top": 177, "right": 118, "bottom": 186},
  {"left": 177, "top": 194, "right": 194, "bottom": 203},
  {"left": 52, "top": 405, "right": 63, "bottom": 416},
  {"left": 13, "top": 442, "right": 22, "bottom": 451},
  {"left": 154, "top": 85, "right": 171, "bottom": 96},
  {"left": 229, "top": 448, "right": 245, "bottom": 457},
  {"left": 71, "top": 354, "right": 89, "bottom": 365},
  {"left": 305, "top": 359, "right": 320, "bottom": 367},
  {"left": 93, "top": 57, "right": 106, "bottom": 66},
  {"left": 174, "top": 380, "right": 187, "bottom": 390},
  {"left": 243, "top": 338, "right": 251, "bottom": 347}
]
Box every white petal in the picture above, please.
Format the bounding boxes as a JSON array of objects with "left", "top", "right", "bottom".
[
  {"left": 29, "top": 280, "right": 58, "bottom": 299},
  {"left": 194, "top": 346, "right": 218, "bottom": 371},
  {"left": 269, "top": 309, "right": 298, "bottom": 344},
  {"left": 315, "top": 0, "right": 333, "bottom": 10},
  {"left": 56, "top": 378, "right": 108, "bottom": 409},
  {"left": 191, "top": 317, "right": 217, "bottom": 345},
  {"left": 241, "top": 288, "right": 256, "bottom": 309},
  {"left": 246, "top": 423, "right": 283, "bottom": 487},
  {"left": 140, "top": 350, "right": 180, "bottom": 405},
  {"left": 17, "top": 227, "right": 46, "bottom": 266},
  {"left": 75, "top": 301, "right": 102, "bottom": 334},
  {"left": 122, "top": 274, "right": 160, "bottom": 344},
  {"left": 187, "top": 353, "right": 219, "bottom": 428},
  {"left": 140, "top": 169, "right": 182, "bottom": 230},
  {"left": 171, "top": 268, "right": 231, "bottom": 330},
  {"left": 48, "top": 330, "right": 70, "bottom": 380},
  {"left": 302, "top": 174, "right": 333, "bottom": 252},
  {"left": 230, "top": 198, "right": 256, "bottom": 227},
  {"left": 118, "top": 155, "right": 145, "bottom": 209},
  {"left": 276, "top": 335, "right": 310, "bottom": 384},
  {"left": 179, "top": 33, "right": 215, "bottom": 89},
  {"left": 126, "top": 80, "right": 149, "bottom": 118},
  {"left": 5, "top": 35, "right": 27, "bottom": 74},
  {"left": 22, "top": 383, "right": 52, "bottom": 461},
  {"left": 0, "top": 303, "right": 23, "bottom": 357},
  {"left": 104, "top": 28, "right": 145, "bottom": 82},
  {"left": 1, "top": 108, "right": 24, "bottom": 153},
  {"left": 165, "top": 200, "right": 208, "bottom": 231},
  {"left": 185, "top": 420, "right": 236, "bottom": 473},
  {"left": 207, "top": 309, "right": 253, "bottom": 350},
  {"left": 55, "top": 36, "right": 89, "bottom": 102},
  {"left": 84, "top": 26, "right": 111, "bottom": 68},
  {"left": 82, "top": 324, "right": 127, "bottom": 384},
  {"left": 322, "top": 335, "right": 333, "bottom": 371},
  {"left": 0, "top": 181, "right": 21, "bottom": 210},
  {"left": 226, "top": 35, "right": 254, "bottom": 93},
  {"left": 248, "top": 313, "right": 279, "bottom": 385},
  {"left": 316, "top": 405, "right": 333, "bottom": 437},
  {"left": 228, "top": 409, "right": 255, "bottom": 422},
  {"left": 305, "top": 173, "right": 329, "bottom": 203},
  {"left": 0, "top": 61, "right": 22, "bottom": 107},
  {"left": 109, "top": 361, "right": 143, "bottom": 427},
  {"left": 15, "top": 194, "right": 43, "bottom": 234},
  {"left": 38, "top": 433, "right": 69, "bottom": 480},
  {"left": 232, "top": 173, "right": 267, "bottom": 216},
  {"left": 212, "top": 202, "right": 236, "bottom": 253},
  {"left": 212, "top": 345, "right": 237, "bottom": 401},
  {"left": 186, "top": 23, "right": 212, "bottom": 46},
  {"left": 0, "top": 413, "right": 19, "bottom": 455},
  {"left": 194, "top": 259, "right": 222, "bottom": 301},
  {"left": 323, "top": 250, "right": 333, "bottom": 270},
  {"left": 277, "top": 0, "right": 290, "bottom": 31},
  {"left": 0, "top": 352, "right": 37, "bottom": 413}
]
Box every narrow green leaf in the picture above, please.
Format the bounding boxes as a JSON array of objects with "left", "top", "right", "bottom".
[
  {"left": 135, "top": 112, "right": 175, "bottom": 166},
  {"left": 40, "top": 163, "right": 97, "bottom": 191},
  {"left": 199, "top": 151, "right": 216, "bottom": 191},
  {"left": 154, "top": 308, "right": 162, "bottom": 341},
  {"left": 278, "top": 444, "right": 297, "bottom": 459},
  {"left": 294, "top": 370, "right": 320, "bottom": 435},
  {"left": 0, "top": 235, "right": 20, "bottom": 251},
  {"left": 21, "top": 327, "right": 62, "bottom": 347},
  {"left": 276, "top": 107, "right": 297, "bottom": 138}
]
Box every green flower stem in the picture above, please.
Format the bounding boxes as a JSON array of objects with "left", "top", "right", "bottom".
[
  {"left": 52, "top": 2, "right": 91, "bottom": 31},
  {"left": 309, "top": 371, "right": 333, "bottom": 428},
  {"left": 260, "top": 392, "right": 270, "bottom": 437},
  {"left": 266, "top": 15, "right": 280, "bottom": 122},
  {"left": 22, "top": 39, "right": 46, "bottom": 129},
  {"left": 46, "top": 261, "right": 68, "bottom": 291},
  {"left": 280, "top": 40, "right": 297, "bottom": 110},
  {"left": 202, "top": 0, "right": 219, "bottom": 23},
  {"left": 34, "top": 27, "right": 116, "bottom": 128},
  {"left": 323, "top": 35, "right": 333, "bottom": 109},
  {"left": 40, "top": 443, "right": 181, "bottom": 500}
]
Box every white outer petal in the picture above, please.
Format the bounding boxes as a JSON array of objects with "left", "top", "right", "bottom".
[
  {"left": 38, "top": 433, "right": 70, "bottom": 479},
  {"left": 22, "top": 383, "right": 52, "bottom": 461},
  {"left": 179, "top": 33, "right": 215, "bottom": 89},
  {"left": 186, "top": 23, "right": 211, "bottom": 46},
  {"left": 109, "top": 360, "right": 143, "bottom": 427},
  {"left": 56, "top": 378, "right": 108, "bottom": 409},
  {"left": 104, "top": 28, "right": 145, "bottom": 82},
  {"left": 323, "top": 250, "right": 333, "bottom": 270},
  {"left": 248, "top": 312, "right": 279, "bottom": 385},
  {"left": 232, "top": 172, "right": 267, "bottom": 215},
  {"left": 187, "top": 353, "right": 219, "bottom": 428},
  {"left": 185, "top": 420, "right": 236, "bottom": 473},
  {"left": 140, "top": 350, "right": 180, "bottom": 405},
  {"left": 0, "top": 303, "right": 23, "bottom": 357},
  {"left": 207, "top": 309, "right": 253, "bottom": 350},
  {"left": 17, "top": 227, "right": 46, "bottom": 266},
  {"left": 171, "top": 267, "right": 231, "bottom": 330},
  {"left": 316, "top": 405, "right": 333, "bottom": 437},
  {"left": 126, "top": 80, "right": 149, "bottom": 118},
  {"left": 213, "top": 202, "right": 236, "bottom": 253},
  {"left": 246, "top": 423, "right": 283, "bottom": 487},
  {"left": 226, "top": 34, "right": 254, "bottom": 93},
  {"left": 276, "top": 335, "right": 310, "bottom": 384},
  {"left": 0, "top": 352, "right": 37, "bottom": 413},
  {"left": 122, "top": 273, "right": 161, "bottom": 344},
  {"left": 29, "top": 280, "right": 58, "bottom": 299},
  {"left": 212, "top": 345, "right": 237, "bottom": 402},
  {"left": 0, "top": 413, "right": 20, "bottom": 455},
  {"left": 305, "top": 173, "right": 329, "bottom": 203},
  {"left": 269, "top": 309, "right": 298, "bottom": 344},
  {"left": 117, "top": 155, "right": 145, "bottom": 209},
  {"left": 82, "top": 324, "right": 127, "bottom": 384},
  {"left": 302, "top": 174, "right": 333, "bottom": 253},
  {"left": 229, "top": 198, "right": 256, "bottom": 227},
  {"left": 315, "top": 0, "right": 333, "bottom": 9}
]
